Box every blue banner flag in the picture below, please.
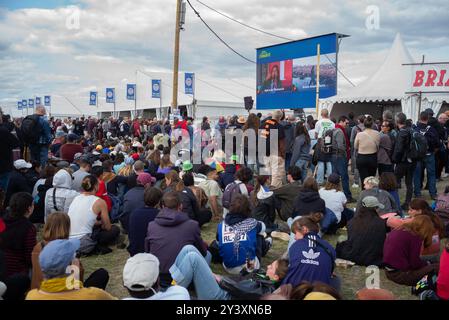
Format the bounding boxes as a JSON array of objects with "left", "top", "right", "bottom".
[
  {"left": 44, "top": 96, "right": 51, "bottom": 106},
  {"left": 35, "top": 97, "right": 41, "bottom": 106},
  {"left": 89, "top": 92, "right": 97, "bottom": 106},
  {"left": 106, "top": 88, "right": 115, "bottom": 103},
  {"left": 22, "top": 99, "right": 27, "bottom": 108},
  {"left": 152, "top": 79, "right": 161, "bottom": 98},
  {"left": 185, "top": 73, "right": 194, "bottom": 95},
  {"left": 127, "top": 84, "right": 136, "bottom": 100},
  {"left": 28, "top": 99, "right": 34, "bottom": 108},
  {"left": 18, "top": 101, "right": 22, "bottom": 110}
]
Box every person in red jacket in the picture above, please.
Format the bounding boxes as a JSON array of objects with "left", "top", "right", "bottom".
[{"left": 132, "top": 118, "right": 141, "bottom": 138}]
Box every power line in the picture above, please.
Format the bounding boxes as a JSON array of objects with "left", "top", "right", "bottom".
[
  {"left": 186, "top": 0, "right": 256, "bottom": 64},
  {"left": 195, "top": 0, "right": 292, "bottom": 41},
  {"left": 196, "top": 77, "right": 244, "bottom": 100},
  {"left": 194, "top": 0, "right": 356, "bottom": 87}
]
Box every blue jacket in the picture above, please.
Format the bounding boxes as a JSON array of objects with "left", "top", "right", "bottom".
[
  {"left": 127, "top": 206, "right": 159, "bottom": 256},
  {"left": 217, "top": 213, "right": 262, "bottom": 269},
  {"left": 283, "top": 232, "right": 335, "bottom": 287}
]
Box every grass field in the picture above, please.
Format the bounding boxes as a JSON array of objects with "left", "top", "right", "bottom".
[{"left": 79, "top": 178, "right": 449, "bottom": 300}]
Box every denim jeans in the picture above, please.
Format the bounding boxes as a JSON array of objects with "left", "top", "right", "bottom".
[
  {"left": 0, "top": 172, "right": 11, "bottom": 192},
  {"left": 29, "top": 144, "right": 48, "bottom": 168},
  {"left": 295, "top": 159, "right": 309, "bottom": 183},
  {"left": 331, "top": 155, "right": 352, "bottom": 199},
  {"left": 169, "top": 245, "right": 230, "bottom": 300},
  {"left": 414, "top": 154, "right": 437, "bottom": 197},
  {"left": 317, "top": 161, "right": 332, "bottom": 184}
]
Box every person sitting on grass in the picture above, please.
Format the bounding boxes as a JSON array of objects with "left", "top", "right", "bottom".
[
  {"left": 383, "top": 215, "right": 440, "bottom": 286},
  {"left": 283, "top": 212, "right": 339, "bottom": 291},
  {"left": 217, "top": 194, "right": 272, "bottom": 275},
  {"left": 292, "top": 177, "right": 325, "bottom": 218},
  {"left": 31, "top": 212, "right": 109, "bottom": 290},
  {"left": 127, "top": 187, "right": 162, "bottom": 257},
  {"left": 379, "top": 172, "right": 403, "bottom": 217},
  {"left": 251, "top": 175, "right": 280, "bottom": 234},
  {"left": 169, "top": 244, "right": 289, "bottom": 300},
  {"left": 122, "top": 253, "right": 189, "bottom": 300},
  {"left": 68, "top": 175, "right": 120, "bottom": 255},
  {"left": 272, "top": 165, "right": 303, "bottom": 221},
  {"left": 355, "top": 176, "right": 400, "bottom": 216},
  {"left": 336, "top": 196, "right": 388, "bottom": 267},
  {"left": 145, "top": 192, "right": 209, "bottom": 288},
  {"left": 26, "top": 239, "right": 116, "bottom": 300},
  {"left": 318, "top": 173, "right": 354, "bottom": 234},
  {"left": 0, "top": 192, "right": 36, "bottom": 300}
]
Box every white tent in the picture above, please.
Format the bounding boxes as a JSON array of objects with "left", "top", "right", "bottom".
[{"left": 320, "top": 34, "right": 449, "bottom": 122}]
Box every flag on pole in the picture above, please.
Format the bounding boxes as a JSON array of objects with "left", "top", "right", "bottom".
[
  {"left": 22, "top": 99, "right": 27, "bottom": 108},
  {"left": 44, "top": 96, "right": 51, "bottom": 106},
  {"left": 89, "top": 92, "right": 97, "bottom": 106},
  {"left": 35, "top": 97, "right": 41, "bottom": 106},
  {"left": 28, "top": 99, "right": 34, "bottom": 109},
  {"left": 18, "top": 101, "right": 22, "bottom": 110},
  {"left": 152, "top": 79, "right": 161, "bottom": 98},
  {"left": 106, "top": 88, "right": 115, "bottom": 103},
  {"left": 185, "top": 73, "right": 194, "bottom": 95},
  {"left": 127, "top": 84, "right": 136, "bottom": 100}
]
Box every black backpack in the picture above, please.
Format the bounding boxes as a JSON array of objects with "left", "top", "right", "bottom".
[
  {"left": 408, "top": 127, "right": 429, "bottom": 161},
  {"left": 21, "top": 115, "right": 43, "bottom": 144},
  {"left": 320, "top": 129, "right": 334, "bottom": 154}
]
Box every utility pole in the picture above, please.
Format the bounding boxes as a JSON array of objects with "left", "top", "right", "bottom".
[{"left": 171, "top": 0, "right": 182, "bottom": 112}]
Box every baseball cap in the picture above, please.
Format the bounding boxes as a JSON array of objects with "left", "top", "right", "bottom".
[
  {"left": 14, "top": 159, "right": 32, "bottom": 170},
  {"left": 137, "top": 172, "right": 156, "bottom": 186},
  {"left": 327, "top": 173, "right": 341, "bottom": 185},
  {"left": 123, "top": 253, "right": 160, "bottom": 292},
  {"left": 73, "top": 153, "right": 83, "bottom": 161},
  {"left": 39, "top": 239, "right": 80, "bottom": 278},
  {"left": 361, "top": 196, "right": 385, "bottom": 209},
  {"left": 182, "top": 160, "right": 193, "bottom": 172},
  {"left": 92, "top": 160, "right": 103, "bottom": 167}
]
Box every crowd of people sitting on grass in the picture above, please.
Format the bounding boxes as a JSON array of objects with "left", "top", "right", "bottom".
[{"left": 0, "top": 106, "right": 448, "bottom": 300}]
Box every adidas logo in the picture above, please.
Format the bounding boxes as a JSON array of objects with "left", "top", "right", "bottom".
[{"left": 302, "top": 249, "right": 320, "bottom": 260}]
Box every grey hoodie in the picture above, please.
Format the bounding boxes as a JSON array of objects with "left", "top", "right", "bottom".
[{"left": 44, "top": 169, "right": 80, "bottom": 221}]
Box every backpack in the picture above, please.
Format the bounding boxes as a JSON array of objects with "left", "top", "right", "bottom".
[
  {"left": 320, "top": 129, "right": 334, "bottom": 154},
  {"left": 222, "top": 181, "right": 243, "bottom": 209},
  {"left": 21, "top": 115, "right": 43, "bottom": 144},
  {"left": 108, "top": 192, "right": 123, "bottom": 222},
  {"left": 218, "top": 270, "right": 276, "bottom": 300},
  {"left": 408, "top": 127, "right": 429, "bottom": 161}
]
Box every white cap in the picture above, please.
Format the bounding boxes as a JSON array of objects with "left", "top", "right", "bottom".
[
  {"left": 123, "top": 253, "right": 160, "bottom": 292},
  {"left": 132, "top": 141, "right": 143, "bottom": 148},
  {"left": 92, "top": 160, "right": 102, "bottom": 167},
  {"left": 14, "top": 159, "right": 32, "bottom": 170}
]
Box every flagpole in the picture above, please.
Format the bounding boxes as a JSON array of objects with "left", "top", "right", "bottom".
[
  {"left": 135, "top": 72, "right": 137, "bottom": 119},
  {"left": 159, "top": 82, "right": 162, "bottom": 120}
]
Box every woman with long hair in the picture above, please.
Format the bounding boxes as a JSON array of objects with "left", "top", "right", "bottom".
[
  {"left": 68, "top": 175, "right": 120, "bottom": 255},
  {"left": 387, "top": 198, "right": 444, "bottom": 257},
  {"left": 336, "top": 196, "right": 387, "bottom": 266},
  {"left": 384, "top": 215, "right": 440, "bottom": 286},
  {"left": 290, "top": 121, "right": 312, "bottom": 183}
]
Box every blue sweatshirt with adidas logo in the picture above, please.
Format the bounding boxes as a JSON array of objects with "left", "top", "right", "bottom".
[{"left": 283, "top": 232, "right": 336, "bottom": 287}]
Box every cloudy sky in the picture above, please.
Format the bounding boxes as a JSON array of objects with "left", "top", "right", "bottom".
[{"left": 0, "top": 0, "right": 448, "bottom": 114}]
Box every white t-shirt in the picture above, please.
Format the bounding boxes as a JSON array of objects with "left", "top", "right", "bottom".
[
  {"left": 122, "top": 286, "right": 190, "bottom": 300},
  {"left": 315, "top": 119, "right": 335, "bottom": 139},
  {"left": 319, "top": 188, "right": 347, "bottom": 223}
]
